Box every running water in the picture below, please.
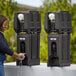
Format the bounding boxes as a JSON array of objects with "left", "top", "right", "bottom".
[{"left": 19, "top": 60, "right": 23, "bottom": 76}]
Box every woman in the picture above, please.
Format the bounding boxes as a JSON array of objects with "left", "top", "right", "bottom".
[{"left": 0, "top": 15, "right": 25, "bottom": 76}]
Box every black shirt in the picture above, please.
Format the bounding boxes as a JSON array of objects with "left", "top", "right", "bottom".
[{"left": 0, "top": 32, "right": 13, "bottom": 56}]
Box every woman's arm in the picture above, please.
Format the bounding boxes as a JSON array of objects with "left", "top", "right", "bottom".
[
  {"left": 0, "top": 36, "right": 25, "bottom": 60},
  {"left": 0, "top": 42, "right": 25, "bottom": 60},
  {"left": 0, "top": 41, "right": 13, "bottom": 56},
  {"left": 13, "top": 52, "right": 25, "bottom": 60}
]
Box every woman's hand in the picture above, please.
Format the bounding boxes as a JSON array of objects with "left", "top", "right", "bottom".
[
  {"left": 13, "top": 52, "right": 25, "bottom": 60},
  {"left": 18, "top": 53, "right": 25, "bottom": 60}
]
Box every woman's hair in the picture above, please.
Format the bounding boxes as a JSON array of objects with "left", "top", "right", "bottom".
[{"left": 0, "top": 15, "right": 7, "bottom": 29}]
